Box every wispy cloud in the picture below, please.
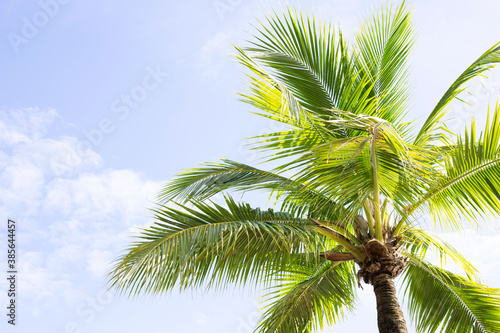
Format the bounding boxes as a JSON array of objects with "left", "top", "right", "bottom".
[
  {"left": 198, "top": 31, "right": 233, "bottom": 78},
  {"left": 196, "top": 311, "right": 209, "bottom": 326},
  {"left": 0, "top": 107, "right": 162, "bottom": 319}
]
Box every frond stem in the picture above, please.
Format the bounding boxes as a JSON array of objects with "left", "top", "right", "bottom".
[
  {"left": 371, "top": 130, "right": 384, "bottom": 241},
  {"left": 363, "top": 200, "right": 376, "bottom": 237},
  {"left": 309, "top": 218, "right": 366, "bottom": 261}
]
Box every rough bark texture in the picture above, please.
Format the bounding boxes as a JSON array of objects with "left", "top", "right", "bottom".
[
  {"left": 320, "top": 252, "right": 356, "bottom": 262},
  {"left": 317, "top": 217, "right": 410, "bottom": 333},
  {"left": 373, "top": 274, "right": 408, "bottom": 333},
  {"left": 358, "top": 239, "right": 408, "bottom": 285},
  {"left": 357, "top": 238, "right": 409, "bottom": 333}
]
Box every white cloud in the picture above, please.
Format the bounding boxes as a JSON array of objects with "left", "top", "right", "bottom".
[
  {"left": 0, "top": 107, "right": 59, "bottom": 145},
  {"left": 0, "top": 159, "right": 44, "bottom": 214},
  {"left": 87, "top": 250, "right": 114, "bottom": 278},
  {"left": 195, "top": 311, "right": 209, "bottom": 326},
  {"left": 43, "top": 170, "right": 157, "bottom": 220},
  {"left": 198, "top": 32, "right": 233, "bottom": 78},
  {"left": 0, "top": 108, "right": 162, "bottom": 316},
  {"left": 439, "top": 228, "right": 500, "bottom": 284}
]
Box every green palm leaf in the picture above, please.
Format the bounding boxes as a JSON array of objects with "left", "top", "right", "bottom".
[
  {"left": 403, "top": 227, "right": 480, "bottom": 281},
  {"left": 402, "top": 257, "right": 500, "bottom": 333},
  {"left": 257, "top": 260, "right": 357, "bottom": 333},
  {"left": 109, "top": 196, "right": 321, "bottom": 296},
  {"left": 415, "top": 43, "right": 500, "bottom": 145},
  {"left": 397, "top": 103, "right": 500, "bottom": 231},
  {"left": 355, "top": 2, "right": 414, "bottom": 123},
  {"left": 285, "top": 110, "right": 435, "bottom": 214},
  {"left": 237, "top": 7, "right": 378, "bottom": 133},
  {"left": 157, "top": 159, "right": 346, "bottom": 219}
]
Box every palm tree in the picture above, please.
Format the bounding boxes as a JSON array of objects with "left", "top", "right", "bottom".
[{"left": 109, "top": 3, "right": 500, "bottom": 332}]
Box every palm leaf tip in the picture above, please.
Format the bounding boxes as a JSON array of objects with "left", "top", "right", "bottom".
[{"left": 415, "top": 42, "right": 500, "bottom": 145}]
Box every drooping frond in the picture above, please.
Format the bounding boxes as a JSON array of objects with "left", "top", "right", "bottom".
[
  {"left": 109, "top": 196, "right": 321, "bottom": 296},
  {"left": 256, "top": 260, "right": 357, "bottom": 333},
  {"left": 415, "top": 43, "right": 500, "bottom": 145},
  {"left": 402, "top": 258, "right": 500, "bottom": 333},
  {"left": 403, "top": 227, "right": 480, "bottom": 281}
]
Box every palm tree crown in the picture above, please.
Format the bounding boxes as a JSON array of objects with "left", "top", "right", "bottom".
[{"left": 109, "top": 3, "right": 500, "bottom": 332}]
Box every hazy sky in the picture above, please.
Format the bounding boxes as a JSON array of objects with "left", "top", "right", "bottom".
[{"left": 1, "top": 1, "right": 500, "bottom": 332}]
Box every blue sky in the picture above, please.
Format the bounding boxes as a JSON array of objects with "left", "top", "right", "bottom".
[{"left": 1, "top": 0, "right": 500, "bottom": 332}]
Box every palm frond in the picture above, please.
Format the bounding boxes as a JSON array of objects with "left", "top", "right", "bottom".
[
  {"left": 355, "top": 2, "right": 414, "bottom": 124},
  {"left": 236, "top": 46, "right": 315, "bottom": 127},
  {"left": 415, "top": 42, "right": 500, "bottom": 145},
  {"left": 237, "top": 7, "right": 378, "bottom": 134},
  {"left": 158, "top": 159, "right": 298, "bottom": 203},
  {"left": 402, "top": 257, "right": 500, "bottom": 333},
  {"left": 108, "top": 196, "right": 322, "bottom": 296},
  {"left": 403, "top": 227, "right": 480, "bottom": 281},
  {"left": 157, "top": 159, "right": 347, "bottom": 219},
  {"left": 282, "top": 110, "right": 435, "bottom": 215},
  {"left": 256, "top": 260, "right": 357, "bottom": 333},
  {"left": 398, "top": 103, "right": 500, "bottom": 230}
]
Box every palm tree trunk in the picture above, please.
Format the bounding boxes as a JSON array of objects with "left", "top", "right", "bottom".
[{"left": 372, "top": 273, "right": 408, "bottom": 333}]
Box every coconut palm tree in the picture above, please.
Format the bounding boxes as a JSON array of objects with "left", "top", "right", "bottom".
[{"left": 109, "top": 3, "right": 500, "bottom": 332}]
